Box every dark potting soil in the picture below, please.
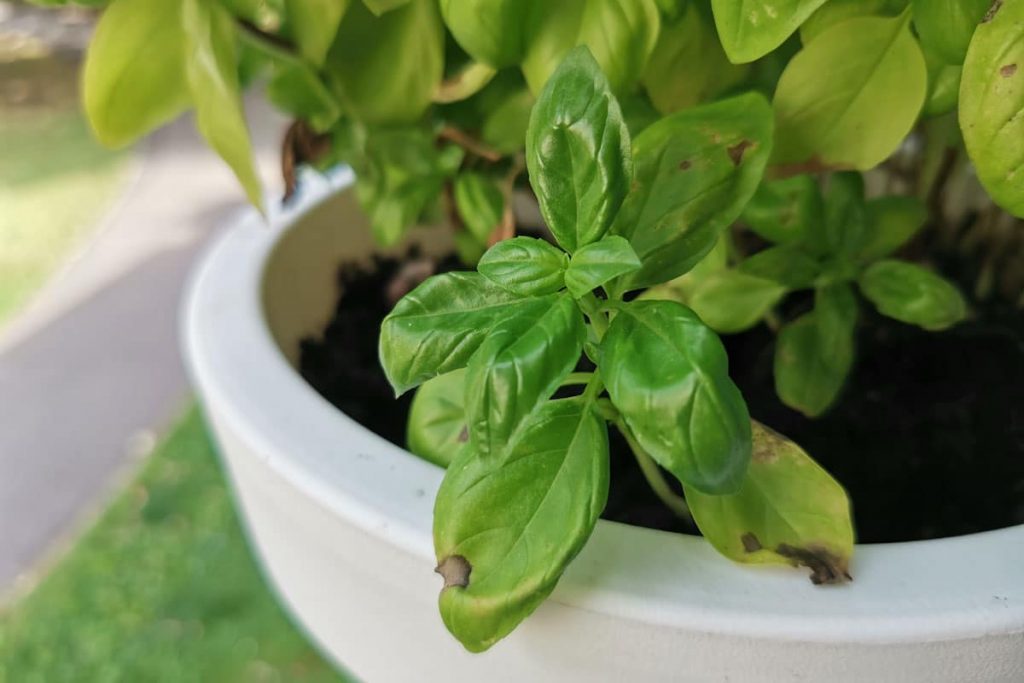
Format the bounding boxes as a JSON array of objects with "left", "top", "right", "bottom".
[{"left": 300, "top": 253, "right": 1024, "bottom": 544}]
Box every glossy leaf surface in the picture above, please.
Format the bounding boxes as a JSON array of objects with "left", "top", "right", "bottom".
[
  {"left": 564, "top": 236, "right": 641, "bottom": 298},
  {"left": 477, "top": 237, "right": 568, "bottom": 297}
]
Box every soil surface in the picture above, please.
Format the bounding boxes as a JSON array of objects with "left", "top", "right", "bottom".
[{"left": 301, "top": 252, "right": 1024, "bottom": 544}]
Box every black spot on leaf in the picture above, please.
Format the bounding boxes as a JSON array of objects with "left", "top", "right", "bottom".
[
  {"left": 776, "top": 543, "right": 852, "bottom": 585},
  {"left": 727, "top": 139, "right": 754, "bottom": 166}
]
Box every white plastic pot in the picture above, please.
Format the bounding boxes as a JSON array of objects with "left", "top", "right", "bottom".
[{"left": 183, "top": 171, "right": 1024, "bottom": 682}]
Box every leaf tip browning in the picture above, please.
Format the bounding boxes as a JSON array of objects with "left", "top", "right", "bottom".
[
  {"left": 740, "top": 532, "right": 762, "bottom": 553},
  {"left": 776, "top": 543, "right": 852, "bottom": 585},
  {"left": 727, "top": 139, "right": 755, "bottom": 166},
  {"left": 436, "top": 555, "right": 472, "bottom": 589}
]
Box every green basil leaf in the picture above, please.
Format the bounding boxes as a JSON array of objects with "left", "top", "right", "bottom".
[
  {"left": 684, "top": 421, "right": 854, "bottom": 584},
  {"left": 465, "top": 294, "right": 585, "bottom": 457},
  {"left": 611, "top": 92, "right": 773, "bottom": 292},
  {"left": 380, "top": 273, "right": 557, "bottom": 394},
  {"left": 477, "top": 237, "right": 568, "bottom": 296},
  {"left": 711, "top": 0, "right": 829, "bottom": 63},
  {"left": 454, "top": 172, "right": 505, "bottom": 243},
  {"left": 618, "top": 92, "right": 661, "bottom": 137},
  {"left": 83, "top": 0, "right": 190, "bottom": 148},
  {"left": 639, "top": 236, "right": 729, "bottom": 304},
  {"left": 912, "top": 0, "right": 990, "bottom": 65},
  {"left": 407, "top": 369, "right": 467, "bottom": 467},
  {"left": 286, "top": 0, "right": 350, "bottom": 65},
  {"left": 526, "top": 45, "right": 632, "bottom": 253},
  {"left": 434, "top": 398, "right": 609, "bottom": 652},
  {"left": 739, "top": 245, "right": 822, "bottom": 289},
  {"left": 774, "top": 283, "right": 857, "bottom": 416},
  {"left": 434, "top": 61, "right": 498, "bottom": 104},
  {"left": 362, "top": 0, "right": 411, "bottom": 14},
  {"left": 689, "top": 270, "right": 787, "bottom": 333},
  {"left": 642, "top": 1, "right": 749, "bottom": 114},
  {"left": 819, "top": 171, "right": 867, "bottom": 255},
  {"left": 741, "top": 174, "right": 823, "bottom": 246},
  {"left": 601, "top": 300, "right": 752, "bottom": 494},
  {"left": 655, "top": 0, "right": 689, "bottom": 21},
  {"left": 480, "top": 88, "right": 534, "bottom": 154},
  {"left": 325, "top": 0, "right": 443, "bottom": 125},
  {"left": 184, "top": 0, "right": 262, "bottom": 207},
  {"left": 262, "top": 54, "right": 341, "bottom": 131},
  {"left": 858, "top": 195, "right": 927, "bottom": 260},
  {"left": 799, "top": 0, "right": 907, "bottom": 43},
  {"left": 773, "top": 11, "right": 927, "bottom": 170},
  {"left": 960, "top": 0, "right": 1024, "bottom": 217},
  {"left": 859, "top": 259, "right": 967, "bottom": 330},
  {"left": 564, "top": 236, "right": 641, "bottom": 298},
  {"left": 923, "top": 49, "right": 963, "bottom": 117},
  {"left": 440, "top": 0, "right": 528, "bottom": 67}
]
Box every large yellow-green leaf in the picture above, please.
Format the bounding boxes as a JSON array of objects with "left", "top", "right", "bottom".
[
  {"left": 960, "top": 0, "right": 1024, "bottom": 217},
  {"left": 82, "top": 0, "right": 190, "bottom": 147},
  {"left": 184, "top": 0, "right": 262, "bottom": 207},
  {"left": 685, "top": 421, "right": 854, "bottom": 584},
  {"left": 799, "top": 0, "right": 907, "bottom": 43},
  {"left": 772, "top": 11, "right": 927, "bottom": 170},
  {"left": 711, "top": 0, "right": 829, "bottom": 63},
  {"left": 440, "top": 0, "right": 529, "bottom": 67}
]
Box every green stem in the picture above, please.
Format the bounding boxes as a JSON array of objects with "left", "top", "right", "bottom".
[
  {"left": 614, "top": 420, "right": 692, "bottom": 521},
  {"left": 579, "top": 292, "right": 610, "bottom": 339},
  {"left": 561, "top": 372, "right": 594, "bottom": 386}
]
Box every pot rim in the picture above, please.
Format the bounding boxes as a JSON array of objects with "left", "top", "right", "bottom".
[{"left": 183, "top": 169, "right": 1024, "bottom": 646}]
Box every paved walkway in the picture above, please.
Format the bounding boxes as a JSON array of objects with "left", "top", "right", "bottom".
[{"left": 0, "top": 102, "right": 285, "bottom": 599}]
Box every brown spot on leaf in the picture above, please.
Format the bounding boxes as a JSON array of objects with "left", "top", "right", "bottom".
[
  {"left": 436, "top": 555, "right": 472, "bottom": 589},
  {"left": 727, "top": 139, "right": 754, "bottom": 166},
  {"left": 1001, "top": 63, "right": 1018, "bottom": 77},
  {"left": 741, "top": 533, "right": 762, "bottom": 553},
  {"left": 457, "top": 425, "right": 469, "bottom": 443},
  {"left": 679, "top": 159, "right": 692, "bottom": 171},
  {"left": 752, "top": 421, "right": 789, "bottom": 463},
  {"left": 776, "top": 543, "right": 852, "bottom": 585},
  {"left": 983, "top": 0, "right": 1003, "bottom": 22}
]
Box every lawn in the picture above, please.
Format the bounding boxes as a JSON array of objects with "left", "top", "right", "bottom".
[{"left": 0, "top": 407, "right": 350, "bottom": 682}]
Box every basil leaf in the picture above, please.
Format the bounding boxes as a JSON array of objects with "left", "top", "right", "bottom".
[
  {"left": 454, "top": 172, "right": 505, "bottom": 243},
  {"left": 858, "top": 195, "right": 927, "bottom": 260},
  {"left": 480, "top": 88, "right": 534, "bottom": 154},
  {"left": 477, "top": 237, "right": 568, "bottom": 296},
  {"left": 286, "top": 0, "right": 350, "bottom": 66},
  {"left": 434, "top": 398, "right": 609, "bottom": 652},
  {"left": 642, "top": 1, "right": 749, "bottom": 114},
  {"left": 256, "top": 44, "right": 341, "bottom": 131},
  {"left": 739, "top": 245, "right": 822, "bottom": 289},
  {"left": 923, "top": 54, "right": 962, "bottom": 118},
  {"left": 912, "top": 0, "right": 990, "bottom": 65},
  {"left": 859, "top": 259, "right": 967, "bottom": 330},
  {"left": 362, "top": 0, "right": 411, "bottom": 14},
  {"left": 774, "top": 284, "right": 857, "bottom": 417},
  {"left": 773, "top": 11, "right": 927, "bottom": 170},
  {"left": 325, "top": 0, "right": 443, "bottom": 125},
  {"left": 465, "top": 294, "right": 585, "bottom": 458},
  {"left": 564, "top": 236, "right": 641, "bottom": 298},
  {"left": 960, "top": 0, "right": 1024, "bottom": 217},
  {"left": 407, "top": 369, "right": 467, "bottom": 467},
  {"left": 689, "top": 270, "right": 787, "bottom": 333},
  {"left": 602, "top": 300, "right": 752, "bottom": 494},
  {"left": 799, "top": 0, "right": 907, "bottom": 43},
  {"left": 380, "top": 273, "right": 558, "bottom": 394},
  {"left": 521, "top": 0, "right": 586, "bottom": 95},
  {"left": 741, "top": 174, "right": 823, "bottom": 246},
  {"left": 183, "top": 0, "right": 262, "bottom": 207},
  {"left": 819, "top": 171, "right": 867, "bottom": 255},
  {"left": 526, "top": 45, "right": 632, "bottom": 253},
  {"left": 82, "top": 0, "right": 190, "bottom": 147},
  {"left": 711, "top": 0, "right": 829, "bottom": 63},
  {"left": 611, "top": 92, "right": 773, "bottom": 293},
  {"left": 440, "top": 0, "right": 528, "bottom": 67},
  {"left": 639, "top": 236, "right": 729, "bottom": 304},
  {"left": 684, "top": 421, "right": 854, "bottom": 585}
]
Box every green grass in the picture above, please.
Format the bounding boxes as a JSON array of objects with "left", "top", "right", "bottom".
[
  {"left": 0, "top": 408, "right": 350, "bottom": 683},
  {"left": 0, "top": 105, "right": 131, "bottom": 325}
]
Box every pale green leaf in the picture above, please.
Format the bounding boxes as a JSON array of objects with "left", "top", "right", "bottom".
[
  {"left": 859, "top": 259, "right": 967, "bottom": 330},
  {"left": 711, "top": 0, "right": 829, "bottom": 63}
]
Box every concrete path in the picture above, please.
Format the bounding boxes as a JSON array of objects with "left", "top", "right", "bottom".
[{"left": 0, "top": 101, "right": 285, "bottom": 599}]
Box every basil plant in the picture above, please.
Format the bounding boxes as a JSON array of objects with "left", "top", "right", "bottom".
[{"left": 381, "top": 48, "right": 854, "bottom": 653}]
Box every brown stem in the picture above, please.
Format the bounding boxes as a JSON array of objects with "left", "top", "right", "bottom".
[{"left": 438, "top": 126, "right": 503, "bottom": 163}]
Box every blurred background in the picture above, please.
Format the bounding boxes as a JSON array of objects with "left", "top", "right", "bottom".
[{"left": 0, "top": 2, "right": 348, "bottom": 679}]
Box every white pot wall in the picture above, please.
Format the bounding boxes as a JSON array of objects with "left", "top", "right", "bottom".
[{"left": 183, "top": 171, "right": 1024, "bottom": 682}]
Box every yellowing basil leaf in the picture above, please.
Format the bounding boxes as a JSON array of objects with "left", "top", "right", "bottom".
[
  {"left": 642, "top": 1, "right": 749, "bottom": 114},
  {"left": 184, "top": 0, "right": 262, "bottom": 207},
  {"left": 773, "top": 12, "right": 926, "bottom": 170},
  {"left": 287, "top": 0, "right": 350, "bottom": 66},
  {"left": 689, "top": 270, "right": 787, "bottom": 333},
  {"left": 326, "top": 0, "right": 443, "bottom": 124},
  {"left": 464, "top": 294, "right": 585, "bottom": 458},
  {"left": 912, "top": 0, "right": 990, "bottom": 65},
  {"left": 685, "top": 421, "right": 854, "bottom": 584},
  {"left": 434, "top": 61, "right": 498, "bottom": 104},
  {"left": 611, "top": 92, "right": 773, "bottom": 292},
  {"left": 601, "top": 300, "right": 752, "bottom": 494},
  {"left": 960, "top": 0, "right": 1024, "bottom": 217},
  {"left": 859, "top": 259, "right": 967, "bottom": 330},
  {"left": 526, "top": 46, "right": 632, "bottom": 253},
  {"left": 564, "top": 236, "right": 641, "bottom": 298},
  {"left": 407, "top": 369, "right": 467, "bottom": 467},
  {"left": 435, "top": 398, "right": 609, "bottom": 652},
  {"left": 477, "top": 237, "right": 567, "bottom": 296},
  {"left": 799, "top": 0, "right": 907, "bottom": 43},
  {"left": 83, "top": 0, "right": 190, "bottom": 147},
  {"left": 711, "top": 0, "right": 829, "bottom": 63},
  {"left": 774, "top": 283, "right": 857, "bottom": 416}
]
